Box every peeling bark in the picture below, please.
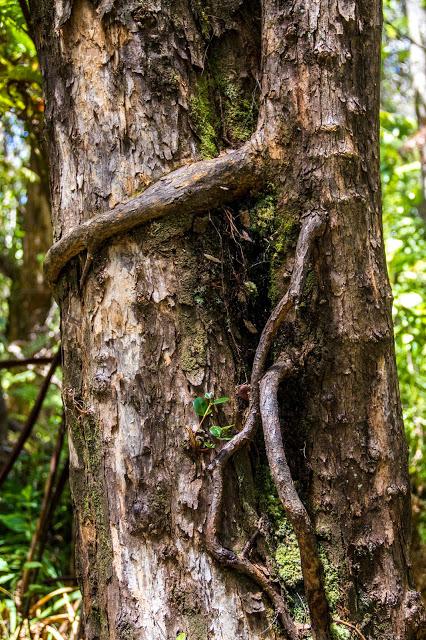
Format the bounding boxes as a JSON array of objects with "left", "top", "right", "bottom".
[{"left": 30, "top": 0, "right": 425, "bottom": 638}]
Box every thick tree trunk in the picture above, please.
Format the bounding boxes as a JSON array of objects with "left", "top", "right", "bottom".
[{"left": 30, "top": 0, "right": 424, "bottom": 639}]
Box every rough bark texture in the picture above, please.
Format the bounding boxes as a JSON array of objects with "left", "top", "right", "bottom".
[
  {"left": 29, "top": 0, "right": 425, "bottom": 638},
  {"left": 31, "top": 2, "right": 283, "bottom": 638},
  {"left": 259, "top": 2, "right": 423, "bottom": 638}
]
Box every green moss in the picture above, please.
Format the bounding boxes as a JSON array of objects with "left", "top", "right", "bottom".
[
  {"left": 250, "top": 193, "right": 277, "bottom": 235},
  {"left": 70, "top": 411, "right": 113, "bottom": 587},
  {"left": 270, "top": 211, "right": 300, "bottom": 303},
  {"left": 319, "top": 546, "right": 341, "bottom": 611},
  {"left": 179, "top": 321, "right": 207, "bottom": 372},
  {"left": 243, "top": 281, "right": 258, "bottom": 297},
  {"left": 187, "top": 614, "right": 208, "bottom": 640},
  {"left": 189, "top": 78, "right": 218, "bottom": 159},
  {"left": 191, "top": 0, "right": 211, "bottom": 38},
  {"left": 331, "top": 623, "right": 351, "bottom": 640},
  {"left": 170, "top": 585, "right": 208, "bottom": 640},
  {"left": 221, "top": 77, "right": 256, "bottom": 142},
  {"left": 275, "top": 540, "right": 303, "bottom": 589}
]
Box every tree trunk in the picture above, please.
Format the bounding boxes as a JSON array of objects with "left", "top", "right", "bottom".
[
  {"left": 7, "top": 146, "right": 52, "bottom": 341},
  {"left": 29, "top": 1, "right": 424, "bottom": 639},
  {"left": 406, "top": 0, "right": 426, "bottom": 221}
]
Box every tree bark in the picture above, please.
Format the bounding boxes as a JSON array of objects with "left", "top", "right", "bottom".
[{"left": 29, "top": 1, "right": 424, "bottom": 639}]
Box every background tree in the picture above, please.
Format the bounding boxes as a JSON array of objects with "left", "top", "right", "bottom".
[{"left": 0, "top": 0, "right": 52, "bottom": 341}]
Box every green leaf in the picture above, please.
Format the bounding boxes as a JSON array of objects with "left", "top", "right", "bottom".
[
  {"left": 212, "top": 396, "right": 229, "bottom": 405},
  {"left": 204, "top": 391, "right": 214, "bottom": 399},
  {"left": 193, "top": 396, "right": 210, "bottom": 416},
  {"left": 23, "top": 561, "right": 42, "bottom": 569},
  {"left": 0, "top": 573, "right": 14, "bottom": 585},
  {"left": 0, "top": 514, "right": 27, "bottom": 533},
  {"left": 209, "top": 426, "right": 222, "bottom": 438},
  {"left": 176, "top": 634, "right": 187, "bottom": 640}
]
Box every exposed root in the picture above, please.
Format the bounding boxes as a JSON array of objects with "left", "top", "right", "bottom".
[
  {"left": 44, "top": 134, "right": 265, "bottom": 287},
  {"left": 206, "top": 463, "right": 298, "bottom": 639},
  {"left": 260, "top": 351, "right": 332, "bottom": 640},
  {"left": 205, "top": 211, "right": 328, "bottom": 639}
]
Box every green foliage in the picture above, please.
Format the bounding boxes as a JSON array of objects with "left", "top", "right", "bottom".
[
  {"left": 0, "top": 0, "right": 65, "bottom": 610},
  {"left": 188, "top": 392, "right": 234, "bottom": 449},
  {"left": 0, "top": 0, "right": 42, "bottom": 124},
  {"left": 0, "top": 585, "right": 81, "bottom": 639},
  {"left": 189, "top": 78, "right": 218, "bottom": 159},
  {"left": 380, "top": 111, "right": 426, "bottom": 512},
  {"left": 381, "top": 0, "right": 426, "bottom": 544},
  {"left": 331, "top": 623, "right": 351, "bottom": 640},
  {"left": 192, "top": 395, "right": 211, "bottom": 417}
]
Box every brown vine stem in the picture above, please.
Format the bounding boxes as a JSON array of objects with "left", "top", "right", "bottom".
[
  {"left": 333, "top": 619, "right": 367, "bottom": 640},
  {"left": 205, "top": 211, "right": 326, "bottom": 639},
  {"left": 260, "top": 351, "right": 332, "bottom": 640},
  {"left": 44, "top": 134, "right": 265, "bottom": 287}
]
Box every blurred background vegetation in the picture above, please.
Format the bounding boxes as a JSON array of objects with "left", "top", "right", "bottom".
[{"left": 0, "top": 0, "right": 424, "bottom": 638}]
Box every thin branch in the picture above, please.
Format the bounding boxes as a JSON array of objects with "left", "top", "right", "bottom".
[
  {"left": 333, "top": 619, "right": 367, "bottom": 640},
  {"left": 0, "top": 350, "right": 61, "bottom": 489},
  {"left": 37, "top": 457, "right": 70, "bottom": 563},
  {"left": 206, "top": 462, "right": 298, "bottom": 640},
  {"left": 44, "top": 135, "right": 265, "bottom": 286},
  {"left": 18, "top": 0, "right": 31, "bottom": 28},
  {"left": 205, "top": 211, "right": 326, "bottom": 639},
  {"left": 20, "top": 416, "right": 66, "bottom": 606},
  {"left": 0, "top": 356, "right": 55, "bottom": 370},
  {"left": 260, "top": 350, "right": 332, "bottom": 640},
  {"left": 384, "top": 19, "right": 426, "bottom": 52}
]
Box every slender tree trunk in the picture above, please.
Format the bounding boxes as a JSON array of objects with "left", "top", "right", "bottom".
[
  {"left": 7, "top": 145, "right": 52, "bottom": 341},
  {"left": 406, "top": 0, "right": 426, "bottom": 221},
  {"left": 29, "top": 1, "right": 424, "bottom": 639}
]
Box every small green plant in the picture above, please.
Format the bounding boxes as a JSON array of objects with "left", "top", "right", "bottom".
[
  {"left": 186, "top": 392, "right": 234, "bottom": 450},
  {"left": 176, "top": 633, "right": 187, "bottom": 640}
]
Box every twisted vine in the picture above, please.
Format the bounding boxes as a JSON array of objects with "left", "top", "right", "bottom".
[
  {"left": 205, "top": 212, "right": 331, "bottom": 640},
  {"left": 45, "top": 156, "right": 332, "bottom": 636}
]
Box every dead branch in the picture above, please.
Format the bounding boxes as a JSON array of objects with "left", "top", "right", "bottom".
[
  {"left": 0, "top": 356, "right": 55, "bottom": 370},
  {"left": 0, "top": 350, "right": 61, "bottom": 489}
]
